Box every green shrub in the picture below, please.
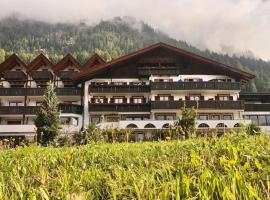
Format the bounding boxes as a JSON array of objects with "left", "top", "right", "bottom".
[{"left": 246, "top": 122, "right": 262, "bottom": 135}]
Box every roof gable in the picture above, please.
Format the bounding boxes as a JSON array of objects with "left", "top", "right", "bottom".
[
  {"left": 27, "top": 54, "right": 53, "bottom": 73},
  {"left": 83, "top": 54, "right": 105, "bottom": 69},
  {"left": 72, "top": 43, "right": 254, "bottom": 83},
  {"left": 72, "top": 54, "right": 105, "bottom": 81},
  {"left": 0, "top": 54, "right": 27, "bottom": 73},
  {"left": 54, "top": 54, "right": 81, "bottom": 74}
]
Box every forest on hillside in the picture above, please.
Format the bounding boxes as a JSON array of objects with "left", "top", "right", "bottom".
[{"left": 0, "top": 16, "right": 269, "bottom": 92}]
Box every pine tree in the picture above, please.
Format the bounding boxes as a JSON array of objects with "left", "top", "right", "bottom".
[{"left": 35, "top": 81, "right": 61, "bottom": 145}]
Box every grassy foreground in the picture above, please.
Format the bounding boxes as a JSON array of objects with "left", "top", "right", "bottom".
[{"left": 0, "top": 134, "right": 270, "bottom": 199}]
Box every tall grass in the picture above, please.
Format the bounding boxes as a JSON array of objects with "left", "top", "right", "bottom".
[{"left": 0, "top": 134, "right": 269, "bottom": 199}]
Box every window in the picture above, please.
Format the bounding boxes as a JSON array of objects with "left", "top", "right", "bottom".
[
  {"left": 9, "top": 102, "right": 24, "bottom": 106},
  {"left": 198, "top": 114, "right": 208, "bottom": 120},
  {"left": 184, "top": 78, "right": 202, "bottom": 82},
  {"left": 159, "top": 95, "right": 170, "bottom": 101},
  {"left": 249, "top": 115, "right": 259, "bottom": 124},
  {"left": 189, "top": 94, "right": 201, "bottom": 101},
  {"left": 155, "top": 113, "right": 176, "bottom": 120},
  {"left": 258, "top": 115, "right": 267, "bottom": 126},
  {"left": 60, "top": 117, "right": 71, "bottom": 125},
  {"left": 217, "top": 95, "right": 231, "bottom": 101},
  {"left": 93, "top": 96, "right": 106, "bottom": 104},
  {"left": 114, "top": 97, "right": 124, "bottom": 103},
  {"left": 266, "top": 115, "right": 270, "bottom": 125},
  {"left": 132, "top": 97, "right": 144, "bottom": 104},
  {"left": 111, "top": 82, "right": 127, "bottom": 85},
  {"left": 91, "top": 116, "right": 101, "bottom": 124},
  {"left": 61, "top": 117, "right": 79, "bottom": 126},
  {"left": 211, "top": 114, "right": 220, "bottom": 120},
  {"left": 7, "top": 120, "right": 22, "bottom": 125},
  {"left": 223, "top": 115, "right": 233, "bottom": 120}
]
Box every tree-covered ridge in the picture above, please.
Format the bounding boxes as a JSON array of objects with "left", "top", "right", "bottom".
[{"left": 0, "top": 16, "right": 269, "bottom": 92}]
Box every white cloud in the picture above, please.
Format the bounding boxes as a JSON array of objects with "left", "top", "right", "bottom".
[{"left": 0, "top": 0, "right": 269, "bottom": 60}]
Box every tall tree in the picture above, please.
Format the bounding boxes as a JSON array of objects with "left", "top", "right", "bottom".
[{"left": 35, "top": 82, "right": 61, "bottom": 145}]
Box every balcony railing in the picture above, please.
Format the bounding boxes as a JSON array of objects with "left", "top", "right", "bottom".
[
  {"left": 151, "top": 100, "right": 245, "bottom": 110},
  {"left": 0, "top": 88, "right": 82, "bottom": 96},
  {"left": 244, "top": 103, "right": 270, "bottom": 111},
  {"left": 0, "top": 104, "right": 83, "bottom": 115},
  {"left": 89, "top": 85, "right": 150, "bottom": 93},
  {"left": 89, "top": 103, "right": 151, "bottom": 112},
  {"left": 151, "top": 82, "right": 241, "bottom": 90}
]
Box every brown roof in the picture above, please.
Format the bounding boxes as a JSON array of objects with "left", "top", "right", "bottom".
[
  {"left": 0, "top": 54, "right": 27, "bottom": 73},
  {"left": 72, "top": 42, "right": 255, "bottom": 83},
  {"left": 54, "top": 53, "right": 81, "bottom": 74},
  {"left": 72, "top": 54, "right": 105, "bottom": 81},
  {"left": 82, "top": 53, "right": 105, "bottom": 69},
  {"left": 27, "top": 53, "right": 53, "bottom": 73}
]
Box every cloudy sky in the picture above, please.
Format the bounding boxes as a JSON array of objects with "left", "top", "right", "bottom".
[{"left": 0, "top": 0, "right": 270, "bottom": 60}]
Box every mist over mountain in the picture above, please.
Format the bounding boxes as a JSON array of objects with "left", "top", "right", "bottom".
[{"left": 0, "top": 16, "right": 269, "bottom": 92}]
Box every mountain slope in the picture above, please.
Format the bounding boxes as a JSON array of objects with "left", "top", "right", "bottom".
[{"left": 0, "top": 16, "right": 269, "bottom": 92}]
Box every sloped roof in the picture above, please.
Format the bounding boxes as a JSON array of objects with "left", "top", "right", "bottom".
[
  {"left": 0, "top": 54, "right": 27, "bottom": 73},
  {"left": 72, "top": 42, "right": 255, "bottom": 83},
  {"left": 72, "top": 54, "right": 105, "bottom": 81},
  {"left": 82, "top": 53, "right": 105, "bottom": 69},
  {"left": 54, "top": 53, "right": 81, "bottom": 74},
  {"left": 27, "top": 54, "right": 53, "bottom": 73}
]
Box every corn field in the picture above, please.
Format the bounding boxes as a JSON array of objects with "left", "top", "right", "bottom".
[{"left": 0, "top": 133, "right": 269, "bottom": 199}]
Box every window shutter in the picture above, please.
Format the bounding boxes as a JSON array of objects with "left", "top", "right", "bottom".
[
  {"left": 215, "top": 96, "right": 219, "bottom": 100},
  {"left": 110, "top": 98, "right": 114, "bottom": 103},
  {"left": 229, "top": 96, "right": 233, "bottom": 100},
  {"left": 185, "top": 96, "right": 190, "bottom": 101},
  {"left": 143, "top": 98, "right": 146, "bottom": 104},
  {"left": 123, "top": 97, "right": 127, "bottom": 103},
  {"left": 142, "top": 82, "right": 146, "bottom": 85},
  {"left": 130, "top": 97, "right": 133, "bottom": 103},
  {"left": 200, "top": 96, "right": 204, "bottom": 100},
  {"left": 155, "top": 96, "right": 160, "bottom": 101},
  {"left": 91, "top": 98, "right": 95, "bottom": 103},
  {"left": 169, "top": 96, "right": 174, "bottom": 101},
  {"left": 104, "top": 98, "right": 108, "bottom": 103}
]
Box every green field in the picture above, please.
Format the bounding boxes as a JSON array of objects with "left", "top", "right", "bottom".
[{"left": 0, "top": 134, "right": 269, "bottom": 199}]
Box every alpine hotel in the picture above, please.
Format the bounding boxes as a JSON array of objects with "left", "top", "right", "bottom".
[{"left": 0, "top": 43, "right": 268, "bottom": 140}]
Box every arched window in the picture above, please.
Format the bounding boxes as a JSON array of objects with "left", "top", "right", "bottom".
[
  {"left": 198, "top": 123, "right": 210, "bottom": 128},
  {"left": 126, "top": 124, "right": 138, "bottom": 129},
  {"left": 144, "top": 123, "right": 156, "bottom": 128},
  {"left": 216, "top": 123, "right": 227, "bottom": 128},
  {"left": 162, "top": 123, "right": 170, "bottom": 128}
]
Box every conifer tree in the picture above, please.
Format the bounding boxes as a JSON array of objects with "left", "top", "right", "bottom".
[{"left": 35, "top": 81, "right": 61, "bottom": 145}]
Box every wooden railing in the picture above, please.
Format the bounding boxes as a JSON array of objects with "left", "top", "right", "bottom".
[
  {"left": 0, "top": 104, "right": 83, "bottom": 115},
  {"left": 151, "top": 82, "right": 241, "bottom": 90},
  {"left": 0, "top": 88, "right": 82, "bottom": 96},
  {"left": 89, "top": 85, "right": 150, "bottom": 93},
  {"left": 151, "top": 100, "right": 245, "bottom": 110},
  {"left": 89, "top": 103, "right": 151, "bottom": 112},
  {"left": 244, "top": 103, "right": 270, "bottom": 111}
]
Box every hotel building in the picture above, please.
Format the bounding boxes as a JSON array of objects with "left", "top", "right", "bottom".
[{"left": 0, "top": 43, "right": 268, "bottom": 140}]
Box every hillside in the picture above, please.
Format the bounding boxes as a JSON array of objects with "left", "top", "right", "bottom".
[{"left": 0, "top": 16, "right": 269, "bottom": 92}]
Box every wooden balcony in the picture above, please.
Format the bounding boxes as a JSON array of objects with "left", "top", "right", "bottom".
[
  {"left": 0, "top": 104, "right": 83, "bottom": 115},
  {"left": 244, "top": 103, "right": 270, "bottom": 111},
  {"left": 89, "top": 85, "right": 150, "bottom": 93},
  {"left": 89, "top": 103, "right": 151, "bottom": 112},
  {"left": 151, "top": 100, "right": 245, "bottom": 110},
  {"left": 0, "top": 87, "right": 82, "bottom": 96},
  {"left": 31, "top": 71, "right": 53, "bottom": 81},
  {"left": 3, "top": 71, "right": 27, "bottom": 81},
  {"left": 151, "top": 82, "right": 241, "bottom": 90}
]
